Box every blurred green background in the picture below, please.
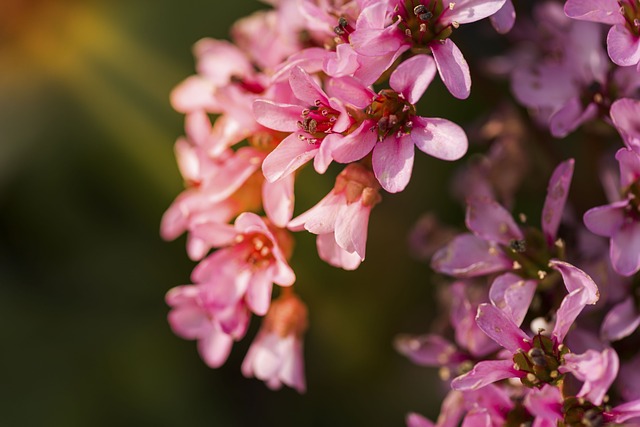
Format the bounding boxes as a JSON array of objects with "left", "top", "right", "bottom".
[{"left": 0, "top": 1, "right": 486, "bottom": 426}]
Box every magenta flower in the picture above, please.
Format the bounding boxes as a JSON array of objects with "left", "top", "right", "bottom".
[
  {"left": 584, "top": 148, "right": 640, "bottom": 276},
  {"left": 432, "top": 159, "right": 575, "bottom": 280},
  {"left": 242, "top": 291, "right": 308, "bottom": 393},
  {"left": 166, "top": 285, "right": 250, "bottom": 368},
  {"left": 331, "top": 54, "right": 468, "bottom": 193},
  {"left": 288, "top": 163, "right": 381, "bottom": 268},
  {"left": 451, "top": 260, "right": 599, "bottom": 391},
  {"left": 350, "top": 0, "right": 507, "bottom": 99},
  {"left": 565, "top": 0, "right": 640, "bottom": 69},
  {"left": 254, "top": 66, "right": 353, "bottom": 181},
  {"left": 190, "top": 213, "right": 295, "bottom": 316}
]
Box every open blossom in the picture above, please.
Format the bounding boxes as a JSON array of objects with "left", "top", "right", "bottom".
[
  {"left": 254, "top": 66, "right": 353, "bottom": 181},
  {"left": 190, "top": 212, "right": 295, "bottom": 316},
  {"left": 330, "top": 54, "right": 468, "bottom": 193},
  {"left": 432, "top": 159, "right": 575, "bottom": 280},
  {"left": 242, "top": 290, "right": 308, "bottom": 392},
  {"left": 289, "top": 163, "right": 381, "bottom": 269},
  {"left": 565, "top": 0, "right": 640, "bottom": 69},
  {"left": 166, "top": 285, "right": 250, "bottom": 368},
  {"left": 584, "top": 148, "right": 640, "bottom": 276},
  {"left": 349, "top": 0, "right": 507, "bottom": 99},
  {"left": 451, "top": 260, "right": 600, "bottom": 391}
]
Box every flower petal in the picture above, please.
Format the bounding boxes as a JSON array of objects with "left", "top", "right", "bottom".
[
  {"left": 431, "top": 39, "right": 471, "bottom": 100},
  {"left": 607, "top": 24, "right": 640, "bottom": 67},
  {"left": 262, "top": 132, "right": 319, "bottom": 182},
  {"left": 542, "top": 158, "right": 574, "bottom": 245},
  {"left": 372, "top": 135, "right": 415, "bottom": 193},
  {"left": 451, "top": 359, "right": 519, "bottom": 391},
  {"left": 390, "top": 54, "right": 436, "bottom": 104},
  {"left": 411, "top": 117, "right": 468, "bottom": 161}
]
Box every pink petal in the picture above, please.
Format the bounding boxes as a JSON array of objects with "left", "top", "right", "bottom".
[
  {"left": 203, "top": 147, "right": 263, "bottom": 201},
  {"left": 263, "top": 173, "right": 295, "bottom": 228},
  {"left": 601, "top": 297, "right": 640, "bottom": 341},
  {"left": 451, "top": 359, "right": 519, "bottom": 391},
  {"left": 174, "top": 138, "right": 200, "bottom": 184},
  {"left": 616, "top": 147, "right": 640, "bottom": 188},
  {"left": 489, "top": 273, "right": 537, "bottom": 327},
  {"left": 326, "top": 76, "right": 375, "bottom": 109},
  {"left": 606, "top": 399, "right": 640, "bottom": 423},
  {"left": 278, "top": 337, "right": 306, "bottom": 393},
  {"left": 288, "top": 192, "right": 342, "bottom": 234},
  {"left": 271, "top": 253, "right": 296, "bottom": 287},
  {"left": 324, "top": 43, "right": 359, "bottom": 78},
  {"left": 289, "top": 66, "right": 328, "bottom": 106},
  {"left": 542, "top": 158, "right": 575, "bottom": 245},
  {"left": 490, "top": 0, "right": 515, "bottom": 34},
  {"left": 184, "top": 110, "right": 212, "bottom": 146},
  {"left": 245, "top": 270, "right": 274, "bottom": 316},
  {"left": 607, "top": 24, "right": 640, "bottom": 67},
  {"left": 262, "top": 132, "right": 319, "bottom": 182},
  {"left": 524, "top": 384, "right": 563, "bottom": 421},
  {"left": 549, "top": 260, "right": 600, "bottom": 342},
  {"left": 313, "top": 134, "right": 337, "bottom": 174},
  {"left": 431, "top": 39, "right": 471, "bottom": 100},
  {"left": 394, "top": 334, "right": 457, "bottom": 367},
  {"left": 441, "top": 0, "right": 508, "bottom": 25},
  {"left": 411, "top": 117, "right": 468, "bottom": 161},
  {"left": 197, "top": 325, "right": 234, "bottom": 368},
  {"left": 316, "top": 233, "right": 362, "bottom": 271},
  {"left": 334, "top": 202, "right": 371, "bottom": 259},
  {"left": 549, "top": 99, "right": 598, "bottom": 138},
  {"left": 390, "top": 54, "right": 436, "bottom": 104},
  {"left": 611, "top": 220, "right": 640, "bottom": 276},
  {"left": 583, "top": 201, "right": 628, "bottom": 237},
  {"left": 253, "top": 100, "right": 304, "bottom": 132},
  {"left": 430, "top": 233, "right": 513, "bottom": 278},
  {"left": 611, "top": 98, "right": 640, "bottom": 151},
  {"left": 168, "top": 306, "right": 209, "bottom": 340},
  {"left": 561, "top": 348, "right": 619, "bottom": 406},
  {"left": 475, "top": 303, "right": 530, "bottom": 352},
  {"left": 406, "top": 413, "right": 435, "bottom": 427},
  {"left": 332, "top": 120, "right": 378, "bottom": 164},
  {"left": 170, "top": 76, "right": 220, "bottom": 113},
  {"left": 190, "top": 221, "right": 238, "bottom": 248},
  {"left": 564, "top": 0, "right": 623, "bottom": 24},
  {"left": 372, "top": 135, "right": 415, "bottom": 193},
  {"left": 466, "top": 197, "right": 523, "bottom": 245}
]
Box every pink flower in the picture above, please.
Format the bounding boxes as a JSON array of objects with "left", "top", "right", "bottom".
[
  {"left": 242, "top": 291, "right": 308, "bottom": 393},
  {"left": 565, "top": 0, "right": 640, "bottom": 69},
  {"left": 331, "top": 54, "right": 468, "bottom": 193},
  {"left": 166, "top": 285, "right": 250, "bottom": 368},
  {"left": 350, "top": 0, "right": 507, "bottom": 99},
  {"left": 584, "top": 148, "right": 640, "bottom": 276},
  {"left": 288, "top": 163, "right": 381, "bottom": 268},
  {"left": 559, "top": 348, "right": 619, "bottom": 406},
  {"left": 191, "top": 213, "right": 295, "bottom": 316},
  {"left": 254, "top": 66, "right": 354, "bottom": 181}
]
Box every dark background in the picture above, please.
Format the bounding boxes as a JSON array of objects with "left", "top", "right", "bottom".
[{"left": 0, "top": 1, "right": 508, "bottom": 425}]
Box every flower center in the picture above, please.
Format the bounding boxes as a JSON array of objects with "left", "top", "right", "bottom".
[
  {"left": 237, "top": 232, "right": 275, "bottom": 268},
  {"left": 513, "top": 334, "right": 567, "bottom": 388},
  {"left": 297, "top": 99, "right": 341, "bottom": 143},
  {"left": 365, "top": 89, "right": 416, "bottom": 141},
  {"left": 562, "top": 397, "right": 604, "bottom": 427},
  {"left": 619, "top": 0, "right": 640, "bottom": 37},
  {"left": 396, "top": 0, "right": 455, "bottom": 49}
]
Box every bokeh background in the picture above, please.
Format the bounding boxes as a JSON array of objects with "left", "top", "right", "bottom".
[{"left": 0, "top": 1, "right": 519, "bottom": 425}]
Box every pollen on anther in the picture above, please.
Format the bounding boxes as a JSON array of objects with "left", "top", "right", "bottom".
[
  {"left": 449, "top": 2, "right": 455, "bottom": 10},
  {"left": 451, "top": 21, "right": 460, "bottom": 29}
]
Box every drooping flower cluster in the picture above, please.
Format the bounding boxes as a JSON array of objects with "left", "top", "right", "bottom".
[{"left": 162, "top": 0, "right": 640, "bottom": 425}]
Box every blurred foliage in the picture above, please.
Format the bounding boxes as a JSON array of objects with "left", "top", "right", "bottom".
[{"left": 0, "top": 0, "right": 529, "bottom": 426}]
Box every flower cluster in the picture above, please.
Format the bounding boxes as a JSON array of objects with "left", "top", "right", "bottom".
[{"left": 162, "top": 0, "right": 640, "bottom": 425}]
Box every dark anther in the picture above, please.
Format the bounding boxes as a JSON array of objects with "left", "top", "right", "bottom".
[
  {"left": 583, "top": 409, "right": 603, "bottom": 427},
  {"left": 510, "top": 239, "right": 526, "bottom": 253},
  {"left": 334, "top": 25, "right": 345, "bottom": 35},
  {"left": 413, "top": 5, "right": 433, "bottom": 21},
  {"left": 528, "top": 348, "right": 547, "bottom": 367},
  {"left": 587, "top": 81, "right": 602, "bottom": 94},
  {"left": 338, "top": 17, "right": 348, "bottom": 28}
]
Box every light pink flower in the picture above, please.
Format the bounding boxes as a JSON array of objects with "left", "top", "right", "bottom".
[
  {"left": 288, "top": 163, "right": 381, "bottom": 266},
  {"left": 166, "top": 284, "right": 250, "bottom": 368},
  {"left": 242, "top": 291, "right": 308, "bottom": 393},
  {"left": 254, "top": 66, "right": 354, "bottom": 181},
  {"left": 191, "top": 213, "right": 295, "bottom": 316}
]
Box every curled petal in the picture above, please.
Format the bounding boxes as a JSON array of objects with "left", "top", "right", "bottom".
[
  {"left": 542, "top": 158, "right": 574, "bottom": 245},
  {"left": 601, "top": 297, "right": 640, "bottom": 342},
  {"left": 466, "top": 197, "right": 523, "bottom": 245},
  {"left": 475, "top": 303, "right": 530, "bottom": 352},
  {"left": 451, "top": 359, "right": 519, "bottom": 391}
]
